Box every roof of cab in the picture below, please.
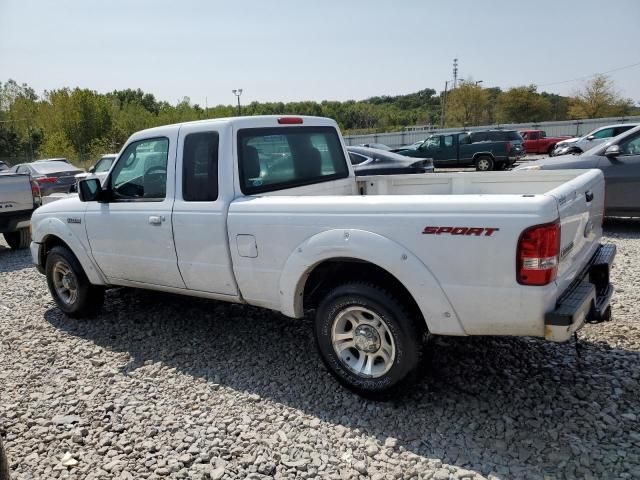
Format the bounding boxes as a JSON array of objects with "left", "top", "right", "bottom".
[{"left": 130, "top": 115, "right": 337, "bottom": 139}]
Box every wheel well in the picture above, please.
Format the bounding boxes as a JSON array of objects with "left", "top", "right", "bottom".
[
  {"left": 473, "top": 153, "right": 494, "bottom": 161},
  {"left": 40, "top": 235, "right": 71, "bottom": 265},
  {"left": 302, "top": 259, "right": 423, "bottom": 319}
]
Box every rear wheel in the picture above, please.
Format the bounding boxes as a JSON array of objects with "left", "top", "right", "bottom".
[
  {"left": 314, "top": 282, "right": 427, "bottom": 398},
  {"left": 45, "top": 246, "right": 104, "bottom": 318},
  {"left": 475, "top": 156, "right": 494, "bottom": 171},
  {"left": 3, "top": 227, "right": 30, "bottom": 249}
]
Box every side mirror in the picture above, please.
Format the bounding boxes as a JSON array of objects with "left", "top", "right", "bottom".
[
  {"left": 88, "top": 166, "right": 96, "bottom": 173},
  {"left": 78, "top": 178, "right": 103, "bottom": 202},
  {"left": 587, "top": 135, "right": 595, "bottom": 141},
  {"left": 604, "top": 144, "right": 622, "bottom": 158}
]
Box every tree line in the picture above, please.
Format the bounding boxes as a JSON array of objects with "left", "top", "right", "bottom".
[{"left": 0, "top": 75, "right": 636, "bottom": 167}]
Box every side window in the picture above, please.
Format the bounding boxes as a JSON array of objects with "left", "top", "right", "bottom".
[
  {"left": 182, "top": 132, "right": 219, "bottom": 201},
  {"left": 619, "top": 134, "right": 640, "bottom": 156},
  {"left": 614, "top": 126, "right": 633, "bottom": 136},
  {"left": 110, "top": 137, "right": 168, "bottom": 200},
  {"left": 521, "top": 132, "right": 529, "bottom": 140},
  {"left": 348, "top": 152, "right": 369, "bottom": 165},
  {"left": 540, "top": 131, "right": 547, "bottom": 138},
  {"left": 592, "top": 128, "right": 615, "bottom": 139},
  {"left": 530, "top": 132, "right": 540, "bottom": 140},
  {"left": 443, "top": 135, "right": 454, "bottom": 147},
  {"left": 16, "top": 166, "right": 27, "bottom": 174}
]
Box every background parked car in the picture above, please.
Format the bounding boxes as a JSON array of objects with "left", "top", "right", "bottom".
[
  {"left": 0, "top": 161, "right": 9, "bottom": 171},
  {"left": 9, "top": 160, "right": 84, "bottom": 196},
  {"left": 346, "top": 146, "right": 433, "bottom": 175},
  {"left": 552, "top": 124, "right": 638, "bottom": 156},
  {"left": 74, "top": 153, "right": 118, "bottom": 185},
  {"left": 516, "top": 125, "right": 640, "bottom": 216},
  {"left": 519, "top": 130, "right": 572, "bottom": 155},
  {"left": 395, "top": 131, "right": 523, "bottom": 171}
]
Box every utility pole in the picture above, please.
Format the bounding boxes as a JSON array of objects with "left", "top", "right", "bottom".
[
  {"left": 440, "top": 81, "right": 449, "bottom": 129},
  {"left": 232, "top": 89, "right": 243, "bottom": 116}
]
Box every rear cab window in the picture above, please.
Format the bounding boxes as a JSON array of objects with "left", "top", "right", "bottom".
[{"left": 237, "top": 126, "right": 349, "bottom": 194}]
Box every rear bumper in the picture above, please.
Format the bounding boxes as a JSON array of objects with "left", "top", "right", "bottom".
[
  {"left": 0, "top": 210, "right": 33, "bottom": 234},
  {"left": 544, "top": 243, "right": 616, "bottom": 342}
]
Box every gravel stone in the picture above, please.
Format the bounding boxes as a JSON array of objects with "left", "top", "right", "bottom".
[{"left": 1, "top": 223, "right": 640, "bottom": 479}]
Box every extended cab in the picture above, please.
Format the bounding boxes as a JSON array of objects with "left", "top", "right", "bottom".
[
  {"left": 395, "top": 131, "right": 523, "bottom": 171},
  {"left": 0, "top": 173, "right": 41, "bottom": 249},
  {"left": 519, "top": 130, "right": 572, "bottom": 155},
  {"left": 30, "top": 116, "right": 615, "bottom": 397}
]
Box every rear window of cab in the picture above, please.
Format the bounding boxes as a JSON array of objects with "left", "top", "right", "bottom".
[{"left": 237, "top": 126, "right": 349, "bottom": 194}]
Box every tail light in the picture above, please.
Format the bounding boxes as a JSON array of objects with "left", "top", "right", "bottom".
[
  {"left": 30, "top": 180, "right": 42, "bottom": 207},
  {"left": 505, "top": 142, "right": 512, "bottom": 154},
  {"left": 36, "top": 176, "right": 57, "bottom": 184},
  {"left": 517, "top": 220, "right": 560, "bottom": 286}
]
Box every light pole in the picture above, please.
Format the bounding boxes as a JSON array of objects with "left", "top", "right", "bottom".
[
  {"left": 475, "top": 80, "right": 484, "bottom": 87},
  {"left": 232, "top": 89, "right": 243, "bottom": 116}
]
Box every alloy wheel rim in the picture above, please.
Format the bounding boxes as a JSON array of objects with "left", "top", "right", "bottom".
[
  {"left": 52, "top": 260, "right": 78, "bottom": 305},
  {"left": 331, "top": 306, "right": 396, "bottom": 378}
]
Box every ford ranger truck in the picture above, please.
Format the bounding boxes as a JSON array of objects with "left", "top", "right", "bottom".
[
  {"left": 29, "top": 116, "right": 615, "bottom": 397},
  {"left": 0, "top": 173, "right": 41, "bottom": 249}
]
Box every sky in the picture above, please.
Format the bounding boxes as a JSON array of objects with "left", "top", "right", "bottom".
[{"left": 1, "top": 0, "right": 639, "bottom": 107}]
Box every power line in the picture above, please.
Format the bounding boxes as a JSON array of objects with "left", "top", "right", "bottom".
[{"left": 537, "top": 61, "right": 640, "bottom": 87}]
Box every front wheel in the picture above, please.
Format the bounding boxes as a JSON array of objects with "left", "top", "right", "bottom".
[
  {"left": 315, "top": 282, "right": 427, "bottom": 398},
  {"left": 45, "top": 246, "right": 105, "bottom": 318},
  {"left": 4, "top": 227, "right": 31, "bottom": 249}
]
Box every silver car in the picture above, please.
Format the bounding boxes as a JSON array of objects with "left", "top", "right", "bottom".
[{"left": 517, "top": 125, "right": 640, "bottom": 216}]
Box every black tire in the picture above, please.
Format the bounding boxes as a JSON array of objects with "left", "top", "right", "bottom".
[
  {"left": 45, "top": 246, "right": 104, "bottom": 318},
  {"left": 3, "top": 227, "right": 30, "bottom": 250},
  {"left": 475, "top": 155, "right": 494, "bottom": 171},
  {"left": 314, "top": 282, "right": 427, "bottom": 399},
  {"left": 0, "top": 435, "right": 9, "bottom": 480}
]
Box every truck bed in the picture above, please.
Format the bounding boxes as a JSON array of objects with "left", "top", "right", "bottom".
[
  {"left": 229, "top": 169, "right": 604, "bottom": 338},
  {"left": 357, "top": 170, "right": 594, "bottom": 196}
]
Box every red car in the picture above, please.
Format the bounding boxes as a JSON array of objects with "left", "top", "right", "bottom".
[{"left": 519, "top": 130, "right": 572, "bottom": 155}]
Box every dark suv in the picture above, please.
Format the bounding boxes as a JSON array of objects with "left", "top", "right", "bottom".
[{"left": 471, "top": 130, "right": 524, "bottom": 155}]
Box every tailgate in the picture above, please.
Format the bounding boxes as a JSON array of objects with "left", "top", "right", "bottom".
[
  {"left": 547, "top": 169, "right": 605, "bottom": 292},
  {"left": 0, "top": 174, "right": 33, "bottom": 213}
]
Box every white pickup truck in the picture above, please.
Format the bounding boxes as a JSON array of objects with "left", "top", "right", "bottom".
[
  {"left": 0, "top": 173, "right": 41, "bottom": 249},
  {"left": 30, "top": 116, "right": 615, "bottom": 396}
]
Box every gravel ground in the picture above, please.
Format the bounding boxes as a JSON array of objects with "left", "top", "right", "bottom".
[{"left": 1, "top": 221, "right": 639, "bottom": 480}]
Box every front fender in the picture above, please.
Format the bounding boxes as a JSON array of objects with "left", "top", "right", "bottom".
[
  {"left": 32, "top": 216, "right": 107, "bottom": 285},
  {"left": 278, "top": 228, "right": 466, "bottom": 336}
]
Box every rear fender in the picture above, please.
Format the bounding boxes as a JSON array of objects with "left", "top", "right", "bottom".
[
  {"left": 33, "top": 217, "right": 107, "bottom": 285},
  {"left": 278, "top": 228, "right": 466, "bottom": 335}
]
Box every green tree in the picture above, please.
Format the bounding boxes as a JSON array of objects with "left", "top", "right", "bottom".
[
  {"left": 569, "top": 74, "right": 634, "bottom": 119},
  {"left": 495, "top": 85, "right": 552, "bottom": 123},
  {"left": 444, "top": 81, "right": 490, "bottom": 127}
]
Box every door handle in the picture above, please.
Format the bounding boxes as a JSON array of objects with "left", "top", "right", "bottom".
[{"left": 148, "top": 215, "right": 164, "bottom": 226}]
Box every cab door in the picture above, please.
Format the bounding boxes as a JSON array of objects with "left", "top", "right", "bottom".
[
  {"left": 171, "top": 123, "right": 238, "bottom": 296},
  {"left": 597, "top": 131, "right": 640, "bottom": 215},
  {"left": 84, "top": 134, "right": 186, "bottom": 288}
]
